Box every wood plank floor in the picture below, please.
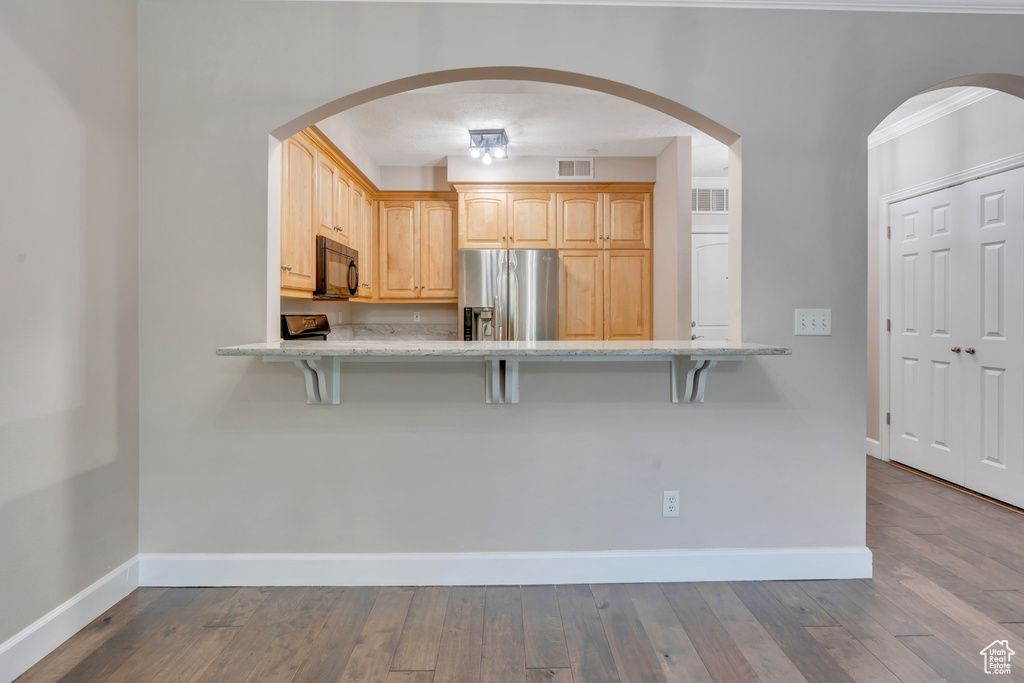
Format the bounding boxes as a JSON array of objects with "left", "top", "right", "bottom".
[{"left": 16, "top": 456, "right": 1024, "bottom": 682}]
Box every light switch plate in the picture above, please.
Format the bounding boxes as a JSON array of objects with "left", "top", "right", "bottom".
[{"left": 795, "top": 309, "right": 831, "bottom": 336}]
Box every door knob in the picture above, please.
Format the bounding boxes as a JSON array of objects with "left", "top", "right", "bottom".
[
  {"left": 951, "top": 346, "right": 961, "bottom": 353},
  {"left": 965, "top": 347, "right": 976, "bottom": 354}
]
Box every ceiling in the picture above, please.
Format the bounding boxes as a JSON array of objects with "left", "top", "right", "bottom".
[{"left": 327, "top": 80, "right": 730, "bottom": 177}]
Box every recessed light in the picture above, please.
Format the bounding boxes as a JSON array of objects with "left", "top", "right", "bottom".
[{"left": 587, "top": 148, "right": 599, "bottom": 154}]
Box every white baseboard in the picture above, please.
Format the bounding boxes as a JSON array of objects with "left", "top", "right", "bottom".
[
  {"left": 139, "top": 547, "right": 872, "bottom": 587},
  {"left": 0, "top": 557, "right": 139, "bottom": 683},
  {"left": 866, "top": 437, "right": 881, "bottom": 459}
]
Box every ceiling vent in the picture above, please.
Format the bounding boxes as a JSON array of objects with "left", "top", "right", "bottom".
[
  {"left": 692, "top": 187, "right": 729, "bottom": 213},
  {"left": 556, "top": 158, "right": 594, "bottom": 180}
]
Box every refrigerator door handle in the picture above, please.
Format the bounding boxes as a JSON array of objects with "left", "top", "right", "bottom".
[
  {"left": 509, "top": 269, "right": 519, "bottom": 341},
  {"left": 493, "top": 295, "right": 500, "bottom": 341}
]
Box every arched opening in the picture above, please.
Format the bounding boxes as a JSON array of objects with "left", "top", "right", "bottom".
[
  {"left": 869, "top": 73, "right": 1024, "bottom": 509},
  {"left": 267, "top": 67, "right": 742, "bottom": 344}
]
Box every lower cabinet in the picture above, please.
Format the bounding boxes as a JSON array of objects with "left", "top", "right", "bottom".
[{"left": 559, "top": 249, "right": 651, "bottom": 340}]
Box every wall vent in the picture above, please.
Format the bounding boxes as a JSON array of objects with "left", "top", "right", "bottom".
[
  {"left": 692, "top": 187, "right": 729, "bottom": 213},
  {"left": 556, "top": 158, "right": 594, "bottom": 180}
]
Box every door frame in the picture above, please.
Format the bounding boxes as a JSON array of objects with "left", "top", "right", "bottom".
[{"left": 877, "top": 151, "right": 1024, "bottom": 462}]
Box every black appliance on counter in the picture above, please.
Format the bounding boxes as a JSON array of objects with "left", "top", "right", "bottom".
[
  {"left": 281, "top": 314, "right": 331, "bottom": 341},
  {"left": 316, "top": 236, "right": 358, "bottom": 299}
]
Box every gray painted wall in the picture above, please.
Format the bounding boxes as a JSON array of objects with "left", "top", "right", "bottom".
[
  {"left": 135, "top": 1, "right": 1024, "bottom": 559},
  {"left": 0, "top": 0, "right": 139, "bottom": 643},
  {"left": 867, "top": 91, "right": 1024, "bottom": 443}
]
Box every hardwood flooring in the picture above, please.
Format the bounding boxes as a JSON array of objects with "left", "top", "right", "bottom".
[{"left": 16, "top": 456, "right": 1024, "bottom": 682}]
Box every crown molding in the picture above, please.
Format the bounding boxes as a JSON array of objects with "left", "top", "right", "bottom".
[
  {"left": 271, "top": 0, "right": 1024, "bottom": 14},
  {"left": 869, "top": 88, "right": 996, "bottom": 148}
]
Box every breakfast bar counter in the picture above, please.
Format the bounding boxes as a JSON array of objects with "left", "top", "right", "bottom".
[{"left": 217, "top": 339, "right": 791, "bottom": 404}]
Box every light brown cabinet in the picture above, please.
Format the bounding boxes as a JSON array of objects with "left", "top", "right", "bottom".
[
  {"left": 557, "top": 192, "right": 651, "bottom": 250},
  {"left": 508, "top": 192, "right": 556, "bottom": 248},
  {"left": 458, "top": 190, "right": 557, "bottom": 249},
  {"left": 557, "top": 193, "right": 604, "bottom": 249},
  {"left": 458, "top": 192, "right": 507, "bottom": 248},
  {"left": 605, "top": 250, "right": 652, "bottom": 339},
  {"left": 281, "top": 128, "right": 377, "bottom": 299},
  {"left": 280, "top": 135, "right": 318, "bottom": 295},
  {"left": 606, "top": 193, "right": 651, "bottom": 249},
  {"left": 379, "top": 199, "right": 457, "bottom": 300},
  {"left": 559, "top": 249, "right": 651, "bottom": 340},
  {"left": 348, "top": 185, "right": 374, "bottom": 298}
]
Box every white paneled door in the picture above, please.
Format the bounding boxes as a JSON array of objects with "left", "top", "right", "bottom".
[
  {"left": 889, "top": 166, "right": 1024, "bottom": 507},
  {"left": 692, "top": 233, "right": 729, "bottom": 341}
]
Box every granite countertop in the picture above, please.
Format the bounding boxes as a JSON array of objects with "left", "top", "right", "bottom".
[{"left": 217, "top": 339, "right": 792, "bottom": 358}]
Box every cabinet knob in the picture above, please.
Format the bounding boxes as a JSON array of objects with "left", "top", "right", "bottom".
[
  {"left": 951, "top": 346, "right": 961, "bottom": 353},
  {"left": 605, "top": 235, "right": 610, "bottom": 239},
  {"left": 281, "top": 265, "right": 292, "bottom": 271},
  {"left": 362, "top": 282, "right": 369, "bottom": 286},
  {"left": 965, "top": 347, "right": 976, "bottom": 354}
]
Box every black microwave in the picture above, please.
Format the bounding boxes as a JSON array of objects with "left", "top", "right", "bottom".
[{"left": 315, "top": 236, "right": 358, "bottom": 299}]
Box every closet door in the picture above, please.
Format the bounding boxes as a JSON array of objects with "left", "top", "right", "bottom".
[
  {"left": 961, "top": 166, "right": 1024, "bottom": 507},
  {"left": 889, "top": 184, "right": 965, "bottom": 485}
]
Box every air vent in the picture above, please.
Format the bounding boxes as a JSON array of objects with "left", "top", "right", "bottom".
[
  {"left": 692, "top": 187, "right": 729, "bottom": 213},
  {"left": 556, "top": 158, "right": 594, "bottom": 180}
]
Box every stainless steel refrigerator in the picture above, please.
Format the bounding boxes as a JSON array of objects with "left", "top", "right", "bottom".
[{"left": 458, "top": 249, "right": 558, "bottom": 341}]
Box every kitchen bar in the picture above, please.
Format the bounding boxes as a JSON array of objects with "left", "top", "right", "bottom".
[{"left": 217, "top": 339, "right": 790, "bottom": 404}]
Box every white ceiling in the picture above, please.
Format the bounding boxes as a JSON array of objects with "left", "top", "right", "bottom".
[{"left": 329, "top": 80, "right": 730, "bottom": 177}]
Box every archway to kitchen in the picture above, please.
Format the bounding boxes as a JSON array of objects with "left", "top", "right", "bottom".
[
  {"left": 869, "top": 73, "right": 1024, "bottom": 509},
  {"left": 266, "top": 67, "right": 742, "bottom": 344}
]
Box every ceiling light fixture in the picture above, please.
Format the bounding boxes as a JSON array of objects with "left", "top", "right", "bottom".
[{"left": 468, "top": 129, "right": 508, "bottom": 163}]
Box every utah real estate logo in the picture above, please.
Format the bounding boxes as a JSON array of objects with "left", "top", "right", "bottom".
[{"left": 980, "top": 640, "right": 1015, "bottom": 675}]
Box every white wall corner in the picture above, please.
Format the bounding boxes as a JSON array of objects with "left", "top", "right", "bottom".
[
  {"left": 0, "top": 557, "right": 139, "bottom": 683},
  {"left": 866, "top": 437, "right": 881, "bottom": 459},
  {"left": 138, "top": 548, "right": 871, "bottom": 588}
]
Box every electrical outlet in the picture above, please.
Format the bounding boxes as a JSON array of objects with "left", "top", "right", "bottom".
[
  {"left": 794, "top": 309, "right": 831, "bottom": 336},
  {"left": 663, "top": 490, "right": 680, "bottom": 517},
  {"left": 413, "top": 312, "right": 421, "bottom": 322}
]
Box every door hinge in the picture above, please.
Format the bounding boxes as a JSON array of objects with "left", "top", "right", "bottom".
[
  {"left": 886, "top": 319, "right": 891, "bottom": 332},
  {"left": 886, "top": 412, "right": 891, "bottom": 425},
  {"left": 887, "top": 226, "right": 891, "bottom": 239}
]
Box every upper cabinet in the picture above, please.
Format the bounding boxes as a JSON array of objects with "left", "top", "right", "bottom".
[
  {"left": 459, "top": 192, "right": 507, "bottom": 249},
  {"left": 606, "top": 192, "right": 651, "bottom": 249},
  {"left": 508, "top": 192, "right": 556, "bottom": 249},
  {"left": 281, "top": 128, "right": 376, "bottom": 299},
  {"left": 379, "top": 198, "right": 458, "bottom": 300},
  {"left": 458, "top": 185, "right": 651, "bottom": 252},
  {"left": 280, "top": 135, "right": 318, "bottom": 295},
  {"left": 557, "top": 193, "right": 604, "bottom": 249}
]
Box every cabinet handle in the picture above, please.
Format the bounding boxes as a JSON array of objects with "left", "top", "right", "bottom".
[
  {"left": 951, "top": 346, "right": 961, "bottom": 353},
  {"left": 965, "top": 347, "right": 976, "bottom": 354},
  {"left": 281, "top": 265, "right": 292, "bottom": 271}
]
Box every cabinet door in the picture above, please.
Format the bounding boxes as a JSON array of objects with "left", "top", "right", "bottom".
[
  {"left": 420, "top": 201, "right": 457, "bottom": 298},
  {"left": 280, "top": 135, "right": 317, "bottom": 293},
  {"left": 557, "top": 193, "right": 604, "bottom": 249},
  {"left": 459, "top": 192, "right": 507, "bottom": 248},
  {"left": 605, "top": 250, "right": 652, "bottom": 340},
  {"left": 359, "top": 195, "right": 374, "bottom": 298},
  {"left": 333, "top": 172, "right": 352, "bottom": 245},
  {"left": 508, "top": 192, "right": 556, "bottom": 249},
  {"left": 315, "top": 155, "right": 337, "bottom": 240},
  {"left": 559, "top": 251, "right": 604, "bottom": 341},
  {"left": 606, "top": 193, "right": 651, "bottom": 249},
  {"left": 379, "top": 201, "right": 419, "bottom": 299},
  {"left": 348, "top": 185, "right": 371, "bottom": 298}
]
